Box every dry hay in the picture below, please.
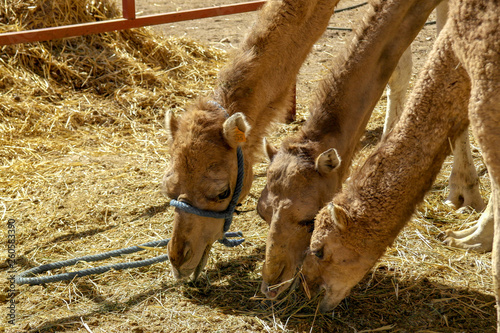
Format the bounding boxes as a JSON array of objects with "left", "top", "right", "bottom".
[
  {"left": 0, "top": 0, "right": 495, "bottom": 332},
  {"left": 0, "top": 0, "right": 224, "bottom": 139}
]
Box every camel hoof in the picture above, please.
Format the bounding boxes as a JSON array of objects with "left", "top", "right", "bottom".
[{"left": 443, "top": 227, "right": 492, "bottom": 253}]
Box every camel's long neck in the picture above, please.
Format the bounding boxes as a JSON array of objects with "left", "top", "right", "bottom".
[
  {"left": 214, "top": 0, "right": 340, "bottom": 156},
  {"left": 302, "top": 0, "right": 442, "bottom": 166},
  {"left": 339, "top": 28, "right": 471, "bottom": 252}
]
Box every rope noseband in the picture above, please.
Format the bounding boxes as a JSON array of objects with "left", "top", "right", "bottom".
[{"left": 170, "top": 102, "right": 245, "bottom": 247}]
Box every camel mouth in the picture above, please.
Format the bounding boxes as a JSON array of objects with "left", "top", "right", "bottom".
[
  {"left": 317, "top": 287, "right": 351, "bottom": 313},
  {"left": 318, "top": 294, "right": 341, "bottom": 314},
  {"left": 192, "top": 244, "right": 212, "bottom": 281},
  {"left": 169, "top": 244, "right": 212, "bottom": 281},
  {"left": 261, "top": 266, "right": 299, "bottom": 299}
]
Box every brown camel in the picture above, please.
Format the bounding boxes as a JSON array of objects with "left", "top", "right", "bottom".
[
  {"left": 383, "top": 0, "right": 486, "bottom": 218},
  {"left": 382, "top": 0, "right": 491, "bottom": 252},
  {"left": 258, "top": 0, "right": 443, "bottom": 299},
  {"left": 162, "top": 0, "right": 341, "bottom": 280},
  {"left": 301, "top": 1, "right": 500, "bottom": 330}
]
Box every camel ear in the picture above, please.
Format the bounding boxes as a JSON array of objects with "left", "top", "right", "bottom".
[
  {"left": 263, "top": 138, "right": 278, "bottom": 161},
  {"left": 165, "top": 110, "right": 178, "bottom": 141},
  {"left": 315, "top": 148, "right": 341, "bottom": 175},
  {"left": 327, "top": 203, "right": 347, "bottom": 232},
  {"left": 223, "top": 112, "right": 250, "bottom": 148}
]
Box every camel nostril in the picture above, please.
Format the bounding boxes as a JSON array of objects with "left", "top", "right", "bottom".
[
  {"left": 168, "top": 241, "right": 192, "bottom": 268},
  {"left": 183, "top": 246, "right": 192, "bottom": 262}
]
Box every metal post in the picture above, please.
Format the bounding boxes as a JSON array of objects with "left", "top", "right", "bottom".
[{"left": 122, "top": 0, "right": 136, "bottom": 20}]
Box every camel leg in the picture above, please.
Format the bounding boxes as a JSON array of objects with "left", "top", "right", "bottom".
[
  {"left": 383, "top": 1, "right": 448, "bottom": 137},
  {"left": 436, "top": 0, "right": 484, "bottom": 212},
  {"left": 383, "top": 46, "right": 412, "bottom": 137},
  {"left": 445, "top": 130, "right": 485, "bottom": 211},
  {"left": 463, "top": 49, "right": 500, "bottom": 333},
  {"left": 469, "top": 95, "right": 500, "bottom": 330},
  {"left": 435, "top": 0, "right": 487, "bottom": 252},
  {"left": 493, "top": 185, "right": 500, "bottom": 333},
  {"left": 435, "top": 0, "right": 448, "bottom": 33}
]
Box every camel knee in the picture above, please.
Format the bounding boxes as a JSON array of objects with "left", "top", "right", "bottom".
[{"left": 446, "top": 129, "right": 485, "bottom": 211}]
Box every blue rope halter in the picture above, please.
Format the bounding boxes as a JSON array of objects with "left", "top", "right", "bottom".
[{"left": 169, "top": 102, "right": 245, "bottom": 247}]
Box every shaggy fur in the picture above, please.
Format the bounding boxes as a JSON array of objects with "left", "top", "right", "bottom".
[
  {"left": 258, "top": 0, "right": 442, "bottom": 299},
  {"left": 302, "top": 0, "right": 500, "bottom": 326}
]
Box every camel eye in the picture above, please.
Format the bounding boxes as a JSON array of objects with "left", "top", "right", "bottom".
[
  {"left": 218, "top": 188, "right": 231, "bottom": 200},
  {"left": 299, "top": 219, "right": 315, "bottom": 233},
  {"left": 313, "top": 248, "right": 324, "bottom": 260}
]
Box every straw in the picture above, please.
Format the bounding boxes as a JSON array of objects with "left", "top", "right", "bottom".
[{"left": 0, "top": 0, "right": 494, "bottom": 332}]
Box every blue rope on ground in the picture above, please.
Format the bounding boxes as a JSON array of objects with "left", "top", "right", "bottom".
[
  {"left": 15, "top": 230, "right": 246, "bottom": 285},
  {"left": 15, "top": 238, "right": 171, "bottom": 285}
]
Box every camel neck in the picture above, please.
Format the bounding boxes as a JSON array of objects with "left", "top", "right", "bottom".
[
  {"left": 336, "top": 33, "right": 471, "bottom": 251},
  {"left": 302, "top": 0, "right": 442, "bottom": 161},
  {"left": 212, "top": 0, "right": 340, "bottom": 147}
]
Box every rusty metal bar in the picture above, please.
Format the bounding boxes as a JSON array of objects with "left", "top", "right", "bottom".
[
  {"left": 0, "top": 1, "right": 266, "bottom": 46},
  {"left": 122, "top": 0, "right": 136, "bottom": 20}
]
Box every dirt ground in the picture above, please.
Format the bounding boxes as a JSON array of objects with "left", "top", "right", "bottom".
[{"left": 1, "top": 0, "right": 496, "bottom": 332}]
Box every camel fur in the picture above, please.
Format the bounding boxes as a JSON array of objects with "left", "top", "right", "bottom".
[
  {"left": 162, "top": 0, "right": 340, "bottom": 280},
  {"left": 258, "top": 0, "right": 442, "bottom": 299}
]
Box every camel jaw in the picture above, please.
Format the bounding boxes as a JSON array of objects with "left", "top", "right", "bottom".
[
  {"left": 317, "top": 286, "right": 351, "bottom": 313},
  {"left": 192, "top": 244, "right": 212, "bottom": 281}
]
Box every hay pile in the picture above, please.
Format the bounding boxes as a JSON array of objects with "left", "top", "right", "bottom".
[
  {"left": 0, "top": 0, "right": 496, "bottom": 332},
  {"left": 0, "top": 0, "right": 224, "bottom": 139}
]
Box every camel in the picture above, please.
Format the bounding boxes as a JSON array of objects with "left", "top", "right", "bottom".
[
  {"left": 301, "top": 1, "right": 500, "bottom": 330},
  {"left": 162, "top": 0, "right": 343, "bottom": 280},
  {"left": 258, "top": 0, "right": 444, "bottom": 300},
  {"left": 383, "top": 0, "right": 492, "bottom": 252}
]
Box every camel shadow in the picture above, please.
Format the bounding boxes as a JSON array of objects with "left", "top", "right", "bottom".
[
  {"left": 129, "top": 202, "right": 170, "bottom": 222},
  {"left": 23, "top": 247, "right": 257, "bottom": 332},
  {"left": 360, "top": 126, "right": 384, "bottom": 148},
  {"left": 21, "top": 243, "right": 496, "bottom": 332},
  {"left": 179, "top": 255, "right": 496, "bottom": 333},
  {"left": 18, "top": 202, "right": 170, "bottom": 259},
  {"left": 26, "top": 280, "right": 173, "bottom": 332}
]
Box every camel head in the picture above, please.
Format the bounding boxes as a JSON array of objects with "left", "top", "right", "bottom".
[
  {"left": 258, "top": 139, "right": 342, "bottom": 299},
  {"left": 301, "top": 203, "right": 379, "bottom": 313},
  {"left": 162, "top": 99, "right": 253, "bottom": 280}
]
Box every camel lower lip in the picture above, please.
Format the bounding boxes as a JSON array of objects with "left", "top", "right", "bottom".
[
  {"left": 191, "top": 244, "right": 212, "bottom": 281},
  {"left": 261, "top": 281, "right": 279, "bottom": 299},
  {"left": 261, "top": 273, "right": 299, "bottom": 300}
]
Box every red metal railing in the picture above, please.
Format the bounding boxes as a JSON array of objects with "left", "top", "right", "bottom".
[
  {"left": 0, "top": 0, "right": 266, "bottom": 46},
  {"left": 0, "top": 0, "right": 297, "bottom": 121}
]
